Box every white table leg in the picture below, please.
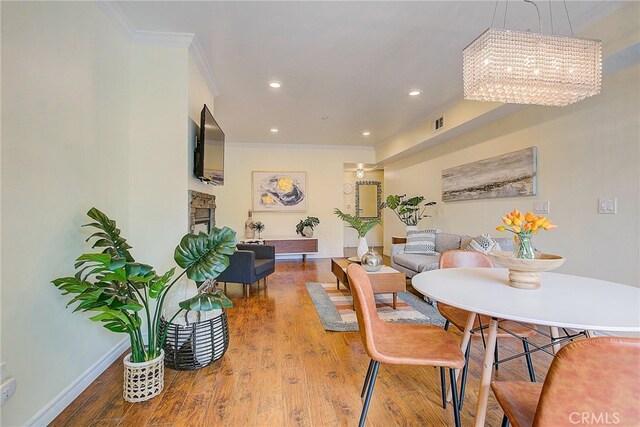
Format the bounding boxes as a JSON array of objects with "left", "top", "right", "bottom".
[
  {"left": 550, "top": 326, "right": 561, "bottom": 354},
  {"left": 447, "top": 311, "right": 476, "bottom": 402},
  {"left": 474, "top": 317, "right": 498, "bottom": 427}
]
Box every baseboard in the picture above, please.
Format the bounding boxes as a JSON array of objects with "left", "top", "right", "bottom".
[{"left": 26, "top": 338, "right": 130, "bottom": 426}]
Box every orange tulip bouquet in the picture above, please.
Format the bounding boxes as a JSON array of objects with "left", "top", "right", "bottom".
[{"left": 496, "top": 210, "right": 557, "bottom": 259}]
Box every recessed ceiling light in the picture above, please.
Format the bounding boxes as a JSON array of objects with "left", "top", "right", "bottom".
[
  {"left": 409, "top": 90, "right": 422, "bottom": 96},
  {"left": 269, "top": 82, "right": 282, "bottom": 88},
  {"left": 270, "top": 128, "right": 279, "bottom": 133},
  {"left": 362, "top": 131, "right": 371, "bottom": 136}
]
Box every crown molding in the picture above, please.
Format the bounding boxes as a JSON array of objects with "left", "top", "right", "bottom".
[
  {"left": 227, "top": 141, "right": 375, "bottom": 152},
  {"left": 95, "top": 1, "right": 221, "bottom": 97},
  {"left": 188, "top": 37, "right": 222, "bottom": 97}
]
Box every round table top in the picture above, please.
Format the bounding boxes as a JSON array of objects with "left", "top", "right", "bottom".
[{"left": 412, "top": 268, "right": 640, "bottom": 332}]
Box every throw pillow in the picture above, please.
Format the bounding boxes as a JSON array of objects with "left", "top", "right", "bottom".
[
  {"left": 465, "top": 233, "right": 502, "bottom": 253},
  {"left": 404, "top": 228, "right": 439, "bottom": 255}
]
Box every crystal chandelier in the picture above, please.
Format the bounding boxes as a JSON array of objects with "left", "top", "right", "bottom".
[
  {"left": 463, "top": 0, "right": 602, "bottom": 107},
  {"left": 356, "top": 168, "right": 365, "bottom": 179}
]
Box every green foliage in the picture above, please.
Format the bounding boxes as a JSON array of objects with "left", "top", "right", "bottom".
[
  {"left": 383, "top": 194, "right": 436, "bottom": 226},
  {"left": 333, "top": 208, "right": 381, "bottom": 238},
  {"left": 295, "top": 216, "right": 320, "bottom": 235},
  {"left": 51, "top": 208, "right": 237, "bottom": 363}
]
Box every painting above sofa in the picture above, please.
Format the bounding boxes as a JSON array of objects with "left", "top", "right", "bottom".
[{"left": 441, "top": 147, "right": 537, "bottom": 202}]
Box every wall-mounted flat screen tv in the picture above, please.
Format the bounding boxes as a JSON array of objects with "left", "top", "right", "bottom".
[{"left": 194, "top": 104, "right": 224, "bottom": 185}]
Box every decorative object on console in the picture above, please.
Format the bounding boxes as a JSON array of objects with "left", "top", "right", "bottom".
[
  {"left": 296, "top": 216, "right": 320, "bottom": 238},
  {"left": 495, "top": 209, "right": 557, "bottom": 259},
  {"left": 404, "top": 228, "right": 439, "bottom": 255},
  {"left": 463, "top": 0, "right": 601, "bottom": 107},
  {"left": 361, "top": 249, "right": 383, "bottom": 272},
  {"left": 383, "top": 194, "right": 436, "bottom": 230},
  {"left": 334, "top": 208, "right": 381, "bottom": 258},
  {"left": 442, "top": 147, "right": 537, "bottom": 202},
  {"left": 251, "top": 221, "right": 265, "bottom": 239},
  {"left": 244, "top": 210, "right": 255, "bottom": 238},
  {"left": 51, "top": 208, "right": 235, "bottom": 402},
  {"left": 252, "top": 171, "right": 306, "bottom": 212}
]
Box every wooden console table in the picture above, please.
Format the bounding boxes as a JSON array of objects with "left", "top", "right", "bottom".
[{"left": 262, "top": 237, "right": 318, "bottom": 262}]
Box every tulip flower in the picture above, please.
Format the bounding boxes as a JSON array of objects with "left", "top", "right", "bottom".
[
  {"left": 525, "top": 212, "right": 535, "bottom": 222},
  {"left": 502, "top": 217, "right": 512, "bottom": 225},
  {"left": 496, "top": 226, "right": 506, "bottom": 232}
]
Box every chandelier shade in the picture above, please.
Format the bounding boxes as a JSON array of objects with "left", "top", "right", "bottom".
[{"left": 463, "top": 28, "right": 602, "bottom": 107}]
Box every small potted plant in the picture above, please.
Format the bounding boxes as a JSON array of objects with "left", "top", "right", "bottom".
[
  {"left": 334, "top": 208, "right": 381, "bottom": 258},
  {"left": 295, "top": 216, "right": 320, "bottom": 238},
  {"left": 51, "top": 208, "right": 236, "bottom": 403},
  {"left": 251, "top": 221, "right": 265, "bottom": 239},
  {"left": 384, "top": 194, "right": 436, "bottom": 231}
]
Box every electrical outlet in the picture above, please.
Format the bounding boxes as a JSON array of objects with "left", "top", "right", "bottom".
[
  {"left": 0, "top": 377, "right": 17, "bottom": 405},
  {"left": 534, "top": 201, "right": 550, "bottom": 214},
  {"left": 598, "top": 198, "right": 617, "bottom": 214}
]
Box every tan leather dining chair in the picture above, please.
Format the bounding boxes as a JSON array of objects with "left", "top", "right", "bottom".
[
  {"left": 346, "top": 264, "right": 466, "bottom": 427},
  {"left": 437, "top": 250, "right": 538, "bottom": 409},
  {"left": 492, "top": 337, "right": 640, "bottom": 427}
]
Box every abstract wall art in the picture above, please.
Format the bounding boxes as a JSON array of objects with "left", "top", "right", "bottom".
[
  {"left": 442, "top": 147, "right": 537, "bottom": 202},
  {"left": 252, "top": 171, "right": 307, "bottom": 212}
]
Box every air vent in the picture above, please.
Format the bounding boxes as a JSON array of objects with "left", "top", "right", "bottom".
[{"left": 434, "top": 116, "right": 444, "bottom": 130}]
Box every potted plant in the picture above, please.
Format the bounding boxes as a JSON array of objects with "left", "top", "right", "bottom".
[
  {"left": 251, "top": 221, "right": 265, "bottom": 239},
  {"left": 334, "top": 208, "right": 381, "bottom": 258},
  {"left": 384, "top": 194, "right": 436, "bottom": 231},
  {"left": 295, "top": 216, "right": 320, "bottom": 238},
  {"left": 51, "top": 208, "right": 236, "bottom": 402}
]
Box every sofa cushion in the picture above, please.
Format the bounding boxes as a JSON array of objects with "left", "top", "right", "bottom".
[
  {"left": 435, "top": 232, "right": 462, "bottom": 253},
  {"left": 394, "top": 253, "right": 440, "bottom": 272},
  {"left": 495, "top": 237, "right": 515, "bottom": 252},
  {"left": 254, "top": 258, "right": 275, "bottom": 276},
  {"left": 405, "top": 228, "right": 439, "bottom": 255},
  {"left": 465, "top": 234, "right": 502, "bottom": 253}
]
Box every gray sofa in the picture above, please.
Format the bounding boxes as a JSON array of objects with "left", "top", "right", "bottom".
[{"left": 391, "top": 232, "right": 515, "bottom": 278}]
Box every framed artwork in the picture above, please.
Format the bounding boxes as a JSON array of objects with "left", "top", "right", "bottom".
[
  {"left": 252, "top": 171, "right": 307, "bottom": 212},
  {"left": 442, "top": 147, "right": 537, "bottom": 202}
]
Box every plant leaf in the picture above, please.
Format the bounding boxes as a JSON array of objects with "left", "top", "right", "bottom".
[
  {"left": 178, "top": 292, "right": 233, "bottom": 311},
  {"left": 174, "top": 227, "right": 237, "bottom": 282},
  {"left": 84, "top": 208, "right": 134, "bottom": 261},
  {"left": 148, "top": 268, "right": 175, "bottom": 299}
]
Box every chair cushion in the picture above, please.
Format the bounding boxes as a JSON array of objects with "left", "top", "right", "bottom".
[
  {"left": 394, "top": 253, "right": 440, "bottom": 272},
  {"left": 405, "top": 228, "right": 439, "bottom": 254},
  {"left": 491, "top": 381, "right": 543, "bottom": 427},
  {"left": 254, "top": 258, "right": 274, "bottom": 276}
]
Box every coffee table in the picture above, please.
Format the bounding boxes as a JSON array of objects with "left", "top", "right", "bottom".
[{"left": 331, "top": 258, "right": 406, "bottom": 309}]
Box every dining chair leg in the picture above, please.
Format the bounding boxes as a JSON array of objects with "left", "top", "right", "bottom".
[
  {"left": 359, "top": 361, "right": 380, "bottom": 427},
  {"left": 501, "top": 414, "right": 510, "bottom": 427},
  {"left": 522, "top": 339, "right": 536, "bottom": 382},
  {"left": 361, "top": 360, "right": 374, "bottom": 398},
  {"left": 459, "top": 340, "right": 471, "bottom": 410},
  {"left": 439, "top": 367, "right": 447, "bottom": 408},
  {"left": 444, "top": 320, "right": 450, "bottom": 331},
  {"left": 449, "top": 368, "right": 461, "bottom": 427},
  {"left": 477, "top": 316, "right": 487, "bottom": 348},
  {"left": 494, "top": 341, "right": 499, "bottom": 370}
]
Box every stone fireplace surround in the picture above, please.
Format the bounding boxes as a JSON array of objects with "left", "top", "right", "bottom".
[{"left": 189, "top": 191, "right": 216, "bottom": 234}]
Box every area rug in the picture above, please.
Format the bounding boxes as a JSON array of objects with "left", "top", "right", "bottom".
[{"left": 306, "top": 282, "right": 446, "bottom": 332}]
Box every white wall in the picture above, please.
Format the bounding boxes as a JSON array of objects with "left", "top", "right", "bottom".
[
  {"left": 128, "top": 45, "right": 190, "bottom": 272},
  {"left": 384, "top": 64, "right": 640, "bottom": 286},
  {"left": 1, "top": 2, "right": 130, "bottom": 425}
]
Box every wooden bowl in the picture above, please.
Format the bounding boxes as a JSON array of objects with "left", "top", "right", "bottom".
[{"left": 487, "top": 251, "right": 566, "bottom": 290}]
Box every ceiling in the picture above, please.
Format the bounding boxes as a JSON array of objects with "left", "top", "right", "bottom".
[{"left": 116, "top": 1, "right": 625, "bottom": 147}]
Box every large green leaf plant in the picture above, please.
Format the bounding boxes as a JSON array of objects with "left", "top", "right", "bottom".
[
  {"left": 333, "top": 208, "right": 381, "bottom": 238},
  {"left": 383, "top": 194, "right": 436, "bottom": 226},
  {"left": 52, "top": 208, "right": 236, "bottom": 363}
]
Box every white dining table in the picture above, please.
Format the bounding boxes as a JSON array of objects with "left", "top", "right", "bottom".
[{"left": 412, "top": 267, "right": 640, "bottom": 427}]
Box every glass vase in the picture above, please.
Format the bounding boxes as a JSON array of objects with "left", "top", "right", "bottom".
[{"left": 514, "top": 235, "right": 535, "bottom": 259}]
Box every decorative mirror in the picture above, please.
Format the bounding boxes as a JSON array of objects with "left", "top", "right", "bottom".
[{"left": 355, "top": 181, "right": 382, "bottom": 220}]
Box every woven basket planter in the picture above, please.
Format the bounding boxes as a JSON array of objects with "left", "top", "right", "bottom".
[
  {"left": 160, "top": 310, "right": 230, "bottom": 370},
  {"left": 123, "top": 350, "right": 164, "bottom": 403}
]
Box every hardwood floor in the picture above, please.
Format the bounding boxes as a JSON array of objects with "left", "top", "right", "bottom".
[{"left": 52, "top": 258, "right": 554, "bottom": 426}]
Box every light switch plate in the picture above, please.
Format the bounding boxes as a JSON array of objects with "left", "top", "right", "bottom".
[
  {"left": 598, "top": 198, "right": 617, "bottom": 214},
  {"left": 534, "top": 201, "right": 550, "bottom": 214}
]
